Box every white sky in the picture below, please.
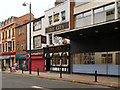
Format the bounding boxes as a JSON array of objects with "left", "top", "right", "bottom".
[{"left": 0, "top": 0, "right": 56, "bottom": 22}]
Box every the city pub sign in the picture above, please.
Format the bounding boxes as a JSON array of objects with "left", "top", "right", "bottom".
[{"left": 45, "top": 22, "right": 69, "bottom": 33}]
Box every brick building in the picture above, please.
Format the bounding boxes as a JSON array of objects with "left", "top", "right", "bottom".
[{"left": 0, "top": 13, "right": 34, "bottom": 70}]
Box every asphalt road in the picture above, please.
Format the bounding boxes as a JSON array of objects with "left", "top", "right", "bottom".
[{"left": 1, "top": 73, "right": 113, "bottom": 90}]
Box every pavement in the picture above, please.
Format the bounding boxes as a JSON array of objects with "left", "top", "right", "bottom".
[{"left": 1, "top": 69, "right": 120, "bottom": 89}]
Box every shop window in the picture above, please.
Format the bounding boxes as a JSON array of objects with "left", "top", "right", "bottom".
[
  {"left": 33, "top": 36, "right": 41, "bottom": 49},
  {"left": 116, "top": 53, "right": 120, "bottom": 65},
  {"left": 49, "top": 16, "right": 52, "bottom": 25},
  {"left": 73, "top": 54, "right": 81, "bottom": 64},
  {"left": 33, "top": 20, "right": 42, "bottom": 31},
  {"left": 73, "top": 53, "right": 95, "bottom": 64},
  {"left": 61, "top": 11, "right": 65, "bottom": 21},
  {"left": 54, "top": 13, "right": 59, "bottom": 22},
  {"left": 52, "top": 53, "right": 60, "bottom": 65},
  {"left": 49, "top": 34, "right": 53, "bottom": 45},
  {"left": 101, "top": 54, "right": 112, "bottom": 64},
  {"left": 61, "top": 53, "right": 67, "bottom": 65},
  {"left": 52, "top": 56, "right": 56, "bottom": 65},
  {"left": 17, "top": 41, "right": 19, "bottom": 51},
  {"left": 22, "top": 40, "right": 26, "bottom": 50}
]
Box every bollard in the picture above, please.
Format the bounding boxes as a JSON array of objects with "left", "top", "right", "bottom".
[
  {"left": 22, "top": 68, "right": 23, "bottom": 74},
  {"left": 95, "top": 70, "right": 97, "bottom": 82},
  {"left": 60, "top": 66, "right": 62, "bottom": 78},
  {"left": 37, "top": 68, "right": 39, "bottom": 76}
]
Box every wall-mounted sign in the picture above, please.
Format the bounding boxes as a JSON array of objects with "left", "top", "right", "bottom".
[
  {"left": 44, "top": 44, "right": 70, "bottom": 53},
  {"left": 41, "top": 36, "right": 46, "bottom": 44},
  {"left": 45, "top": 22, "right": 69, "bottom": 33}
]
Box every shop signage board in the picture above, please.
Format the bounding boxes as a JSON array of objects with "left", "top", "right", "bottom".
[
  {"left": 0, "top": 56, "right": 10, "bottom": 59},
  {"left": 45, "top": 22, "right": 69, "bottom": 33},
  {"left": 16, "top": 53, "right": 26, "bottom": 59},
  {"left": 44, "top": 44, "right": 70, "bottom": 53}
]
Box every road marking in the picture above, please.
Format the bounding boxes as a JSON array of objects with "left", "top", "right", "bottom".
[{"left": 31, "top": 86, "right": 51, "bottom": 90}]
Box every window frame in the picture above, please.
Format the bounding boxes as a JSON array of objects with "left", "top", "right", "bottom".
[
  {"left": 54, "top": 13, "right": 59, "bottom": 22},
  {"left": 33, "top": 20, "right": 42, "bottom": 31},
  {"left": 61, "top": 11, "right": 66, "bottom": 21},
  {"left": 33, "top": 35, "right": 42, "bottom": 49}
]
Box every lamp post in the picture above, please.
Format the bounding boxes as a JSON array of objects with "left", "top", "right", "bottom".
[{"left": 22, "top": 2, "right": 32, "bottom": 74}]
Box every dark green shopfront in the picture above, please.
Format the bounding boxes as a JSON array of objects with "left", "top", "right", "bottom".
[{"left": 15, "top": 53, "right": 27, "bottom": 70}]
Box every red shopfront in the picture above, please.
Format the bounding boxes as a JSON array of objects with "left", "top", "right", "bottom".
[{"left": 26, "top": 50, "right": 45, "bottom": 72}]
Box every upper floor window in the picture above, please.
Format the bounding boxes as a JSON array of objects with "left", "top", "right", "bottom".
[
  {"left": 61, "top": 11, "right": 66, "bottom": 21},
  {"left": 18, "top": 27, "right": 23, "bottom": 35},
  {"left": 2, "top": 32, "right": 4, "bottom": 39},
  {"left": 6, "top": 31, "right": 7, "bottom": 39},
  {"left": 13, "top": 41, "right": 15, "bottom": 50},
  {"left": 6, "top": 43, "right": 7, "bottom": 52},
  {"left": 9, "top": 30, "right": 11, "bottom": 37},
  {"left": 74, "top": 0, "right": 90, "bottom": 6},
  {"left": 8, "top": 42, "right": 12, "bottom": 51},
  {"left": 54, "top": 13, "right": 59, "bottom": 22},
  {"left": 33, "top": 36, "right": 41, "bottom": 49},
  {"left": 17, "top": 41, "right": 20, "bottom": 51},
  {"left": 0, "top": 44, "right": 2, "bottom": 52},
  {"left": 12, "top": 28, "right": 14, "bottom": 36},
  {"left": 22, "top": 40, "right": 26, "bottom": 50},
  {"left": 2, "top": 44, "right": 4, "bottom": 52},
  {"left": 49, "top": 16, "right": 52, "bottom": 25},
  {"left": 33, "top": 20, "right": 42, "bottom": 31}
]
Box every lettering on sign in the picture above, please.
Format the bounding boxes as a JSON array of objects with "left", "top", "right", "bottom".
[{"left": 45, "top": 22, "right": 69, "bottom": 33}]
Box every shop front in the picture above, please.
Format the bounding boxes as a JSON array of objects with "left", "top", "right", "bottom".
[
  {"left": 26, "top": 49, "right": 45, "bottom": 72},
  {"left": 57, "top": 17, "right": 120, "bottom": 76},
  {"left": 44, "top": 44, "right": 70, "bottom": 73},
  {"left": 0, "top": 52, "right": 15, "bottom": 70},
  {"left": 15, "top": 53, "right": 27, "bottom": 70}
]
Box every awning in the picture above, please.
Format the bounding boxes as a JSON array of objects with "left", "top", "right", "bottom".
[
  {"left": 0, "top": 56, "right": 10, "bottom": 59},
  {"left": 56, "top": 19, "right": 120, "bottom": 40}
]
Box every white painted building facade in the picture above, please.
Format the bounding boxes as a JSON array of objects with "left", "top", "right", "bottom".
[
  {"left": 44, "top": 0, "right": 70, "bottom": 46},
  {"left": 27, "top": 16, "right": 46, "bottom": 51}
]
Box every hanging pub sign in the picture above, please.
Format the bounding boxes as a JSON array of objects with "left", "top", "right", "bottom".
[
  {"left": 41, "top": 36, "right": 46, "bottom": 44},
  {"left": 45, "top": 22, "right": 69, "bottom": 33}
]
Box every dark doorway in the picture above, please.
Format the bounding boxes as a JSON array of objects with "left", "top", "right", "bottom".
[
  {"left": 46, "top": 58, "right": 50, "bottom": 71},
  {"left": 6, "top": 59, "right": 10, "bottom": 68}
]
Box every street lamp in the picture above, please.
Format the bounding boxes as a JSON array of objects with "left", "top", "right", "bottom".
[{"left": 22, "top": 2, "right": 32, "bottom": 74}]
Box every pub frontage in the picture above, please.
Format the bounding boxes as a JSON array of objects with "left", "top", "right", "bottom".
[{"left": 43, "top": 44, "right": 71, "bottom": 73}]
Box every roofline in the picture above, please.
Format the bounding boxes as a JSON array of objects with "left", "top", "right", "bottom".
[{"left": 15, "top": 15, "right": 45, "bottom": 29}]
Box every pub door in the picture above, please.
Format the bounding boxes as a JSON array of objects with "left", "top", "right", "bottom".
[{"left": 46, "top": 58, "right": 50, "bottom": 71}]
